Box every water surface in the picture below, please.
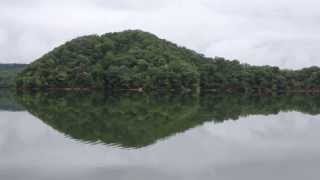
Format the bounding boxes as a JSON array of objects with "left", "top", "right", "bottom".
[{"left": 0, "top": 91, "right": 320, "bottom": 179}]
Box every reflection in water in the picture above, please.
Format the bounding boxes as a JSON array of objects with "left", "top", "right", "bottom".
[
  {"left": 1, "top": 91, "right": 320, "bottom": 180},
  {"left": 0, "top": 90, "right": 25, "bottom": 111},
  {"left": 15, "top": 92, "right": 320, "bottom": 148}
]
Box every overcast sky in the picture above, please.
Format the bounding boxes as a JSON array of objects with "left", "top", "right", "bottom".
[{"left": 1, "top": 0, "right": 320, "bottom": 69}]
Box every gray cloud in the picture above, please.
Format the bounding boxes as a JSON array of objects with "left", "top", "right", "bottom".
[{"left": 1, "top": 0, "right": 320, "bottom": 69}]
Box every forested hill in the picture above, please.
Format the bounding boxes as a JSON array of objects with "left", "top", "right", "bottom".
[
  {"left": 0, "top": 63, "right": 27, "bottom": 87},
  {"left": 16, "top": 30, "right": 320, "bottom": 93}
]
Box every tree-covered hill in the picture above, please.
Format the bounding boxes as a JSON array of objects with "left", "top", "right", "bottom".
[
  {"left": 0, "top": 63, "right": 27, "bottom": 88},
  {"left": 16, "top": 30, "right": 320, "bottom": 93}
]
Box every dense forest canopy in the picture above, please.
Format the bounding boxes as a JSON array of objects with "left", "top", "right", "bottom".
[
  {"left": 16, "top": 92, "right": 320, "bottom": 148},
  {"left": 0, "top": 63, "right": 27, "bottom": 88},
  {"left": 15, "top": 30, "right": 320, "bottom": 93}
]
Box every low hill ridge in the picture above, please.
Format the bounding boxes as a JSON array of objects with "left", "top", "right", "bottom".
[{"left": 16, "top": 30, "right": 320, "bottom": 93}]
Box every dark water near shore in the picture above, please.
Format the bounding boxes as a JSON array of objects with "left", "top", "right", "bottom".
[{"left": 1, "top": 90, "right": 320, "bottom": 179}]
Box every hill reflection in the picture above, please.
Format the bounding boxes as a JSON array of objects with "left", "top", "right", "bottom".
[
  {"left": 0, "top": 90, "right": 25, "bottom": 111},
  {"left": 16, "top": 92, "right": 320, "bottom": 148}
]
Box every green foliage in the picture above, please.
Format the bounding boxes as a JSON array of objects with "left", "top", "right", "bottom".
[
  {"left": 0, "top": 64, "right": 27, "bottom": 88},
  {"left": 17, "top": 30, "right": 201, "bottom": 91},
  {"left": 16, "top": 92, "right": 320, "bottom": 148},
  {"left": 16, "top": 30, "right": 320, "bottom": 93}
]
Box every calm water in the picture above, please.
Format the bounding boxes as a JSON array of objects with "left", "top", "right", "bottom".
[{"left": 1, "top": 90, "right": 320, "bottom": 179}]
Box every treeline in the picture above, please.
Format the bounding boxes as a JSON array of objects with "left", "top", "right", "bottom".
[
  {"left": 199, "top": 60, "right": 320, "bottom": 93},
  {"left": 16, "top": 92, "right": 320, "bottom": 148},
  {"left": 0, "top": 63, "right": 27, "bottom": 88},
  {"left": 15, "top": 30, "right": 320, "bottom": 93}
]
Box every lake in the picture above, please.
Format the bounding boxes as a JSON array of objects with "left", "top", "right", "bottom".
[{"left": 0, "top": 90, "right": 320, "bottom": 180}]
